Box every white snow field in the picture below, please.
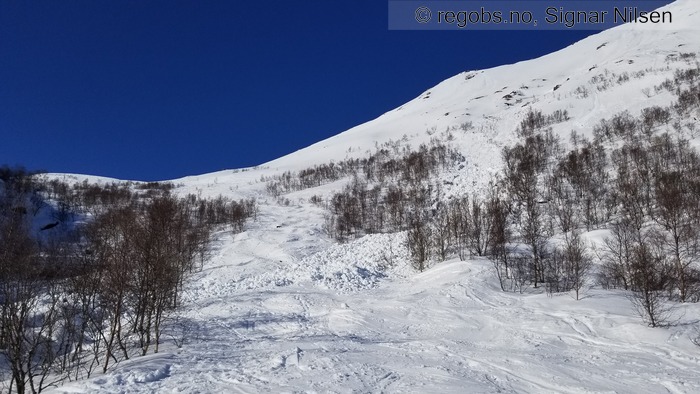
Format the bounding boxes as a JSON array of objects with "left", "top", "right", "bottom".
[{"left": 52, "top": 1, "right": 700, "bottom": 392}]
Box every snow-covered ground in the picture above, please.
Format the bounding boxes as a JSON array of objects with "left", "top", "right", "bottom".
[
  {"left": 53, "top": 201, "right": 700, "bottom": 393},
  {"left": 50, "top": 0, "right": 700, "bottom": 392}
]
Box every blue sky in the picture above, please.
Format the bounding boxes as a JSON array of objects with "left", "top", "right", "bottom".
[{"left": 0, "top": 1, "right": 672, "bottom": 181}]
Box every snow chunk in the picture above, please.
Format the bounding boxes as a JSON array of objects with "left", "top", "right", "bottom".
[{"left": 295, "top": 232, "right": 411, "bottom": 292}]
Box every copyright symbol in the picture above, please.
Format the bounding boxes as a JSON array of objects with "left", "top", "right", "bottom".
[{"left": 415, "top": 6, "right": 431, "bottom": 23}]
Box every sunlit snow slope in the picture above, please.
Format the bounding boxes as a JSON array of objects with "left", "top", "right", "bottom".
[{"left": 52, "top": 1, "right": 700, "bottom": 392}]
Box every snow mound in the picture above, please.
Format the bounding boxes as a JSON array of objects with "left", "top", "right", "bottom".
[
  {"left": 213, "top": 231, "right": 412, "bottom": 293},
  {"left": 295, "top": 232, "right": 412, "bottom": 292}
]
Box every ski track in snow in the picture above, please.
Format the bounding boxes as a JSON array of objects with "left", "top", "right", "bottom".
[{"left": 50, "top": 1, "right": 700, "bottom": 392}]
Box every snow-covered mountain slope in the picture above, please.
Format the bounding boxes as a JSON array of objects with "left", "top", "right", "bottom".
[
  {"left": 173, "top": 0, "right": 700, "bottom": 199},
  {"left": 51, "top": 1, "right": 700, "bottom": 392}
]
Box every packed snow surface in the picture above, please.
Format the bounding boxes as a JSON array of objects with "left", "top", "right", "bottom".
[{"left": 52, "top": 1, "right": 700, "bottom": 392}]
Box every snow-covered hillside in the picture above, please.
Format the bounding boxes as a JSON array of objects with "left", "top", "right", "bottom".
[
  {"left": 50, "top": 1, "right": 700, "bottom": 392},
  {"left": 171, "top": 0, "right": 699, "bottom": 197}
]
